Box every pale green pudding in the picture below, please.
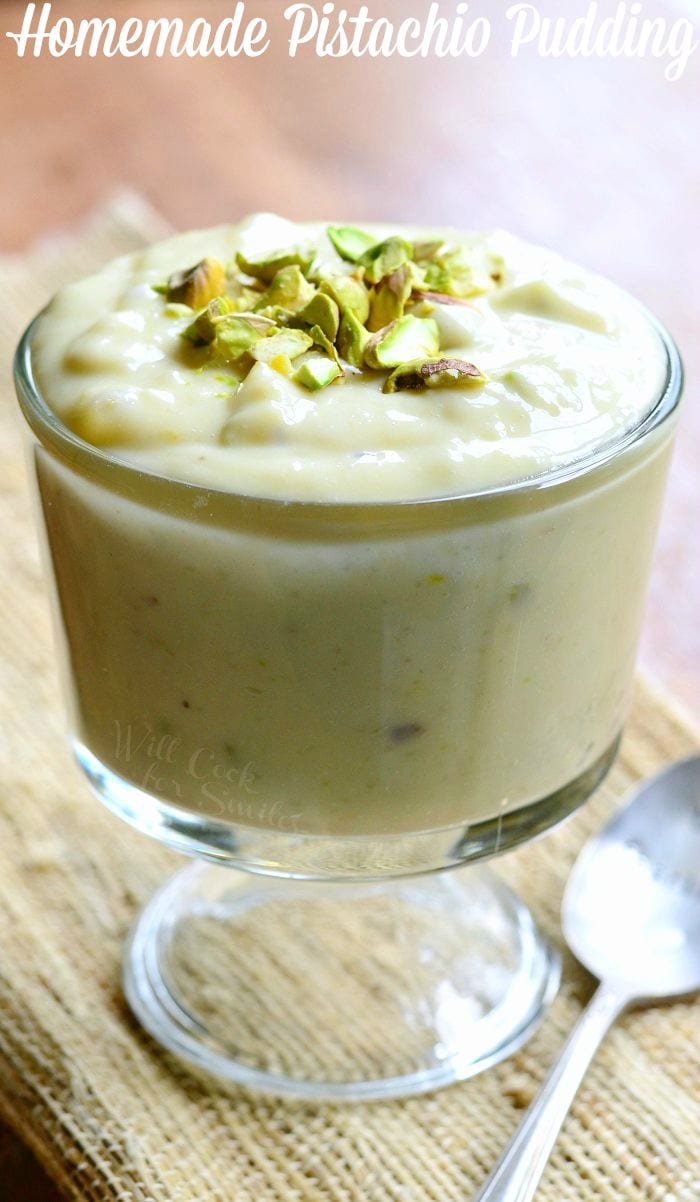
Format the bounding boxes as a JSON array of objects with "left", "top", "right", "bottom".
[{"left": 29, "top": 216, "right": 676, "bottom": 837}]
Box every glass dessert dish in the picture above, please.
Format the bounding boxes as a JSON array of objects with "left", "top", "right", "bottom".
[{"left": 14, "top": 221, "right": 683, "bottom": 1100}]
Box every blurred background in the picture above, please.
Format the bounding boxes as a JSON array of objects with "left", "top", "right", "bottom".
[{"left": 0, "top": 0, "right": 697, "bottom": 719}]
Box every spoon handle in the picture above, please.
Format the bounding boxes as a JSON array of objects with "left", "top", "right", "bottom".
[{"left": 473, "top": 980, "right": 632, "bottom": 1202}]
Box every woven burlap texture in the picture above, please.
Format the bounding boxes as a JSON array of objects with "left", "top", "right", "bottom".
[{"left": 0, "top": 199, "right": 698, "bottom": 1202}]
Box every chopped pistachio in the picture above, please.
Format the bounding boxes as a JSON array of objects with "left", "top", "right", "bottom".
[
  {"left": 309, "top": 324, "right": 343, "bottom": 372},
  {"left": 235, "top": 247, "right": 313, "bottom": 283},
  {"left": 230, "top": 285, "right": 265, "bottom": 313},
  {"left": 358, "top": 236, "right": 413, "bottom": 285},
  {"left": 327, "top": 225, "right": 377, "bottom": 262},
  {"left": 164, "top": 302, "right": 194, "bottom": 319},
  {"left": 337, "top": 310, "right": 369, "bottom": 369},
  {"left": 422, "top": 260, "right": 459, "bottom": 296},
  {"left": 214, "top": 316, "right": 266, "bottom": 363},
  {"left": 408, "top": 298, "right": 436, "bottom": 319},
  {"left": 250, "top": 328, "right": 313, "bottom": 364},
  {"left": 253, "top": 304, "right": 295, "bottom": 325},
  {"left": 411, "top": 289, "right": 475, "bottom": 307},
  {"left": 364, "top": 315, "right": 440, "bottom": 370},
  {"left": 255, "top": 266, "right": 315, "bottom": 314},
  {"left": 368, "top": 263, "right": 415, "bottom": 331},
  {"left": 227, "top": 311, "right": 278, "bottom": 332},
  {"left": 161, "top": 258, "right": 226, "bottom": 309},
  {"left": 295, "top": 292, "right": 340, "bottom": 341},
  {"left": 422, "top": 248, "right": 499, "bottom": 299},
  {"left": 183, "top": 295, "right": 235, "bottom": 346},
  {"left": 319, "top": 275, "right": 370, "bottom": 324},
  {"left": 269, "top": 354, "right": 294, "bottom": 377},
  {"left": 294, "top": 356, "right": 342, "bottom": 391},
  {"left": 383, "top": 357, "right": 486, "bottom": 393},
  {"left": 158, "top": 228, "right": 497, "bottom": 392},
  {"left": 412, "top": 240, "right": 445, "bottom": 262}
]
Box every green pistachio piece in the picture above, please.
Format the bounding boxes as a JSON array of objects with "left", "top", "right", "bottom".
[
  {"left": 358, "top": 237, "right": 413, "bottom": 285},
  {"left": 295, "top": 292, "right": 340, "bottom": 341},
  {"left": 319, "top": 275, "right": 370, "bottom": 324},
  {"left": 308, "top": 325, "right": 343, "bottom": 371},
  {"left": 337, "top": 310, "right": 369, "bottom": 369},
  {"left": 421, "top": 262, "right": 447, "bottom": 294},
  {"left": 182, "top": 295, "right": 235, "bottom": 346},
  {"left": 164, "top": 302, "right": 194, "bottom": 319},
  {"left": 408, "top": 298, "right": 435, "bottom": 319},
  {"left": 214, "top": 315, "right": 266, "bottom": 363},
  {"left": 383, "top": 357, "right": 486, "bottom": 393},
  {"left": 411, "top": 289, "right": 475, "bottom": 307},
  {"left": 253, "top": 304, "right": 295, "bottom": 325},
  {"left": 255, "top": 266, "right": 315, "bottom": 314},
  {"left": 251, "top": 329, "right": 313, "bottom": 364},
  {"left": 294, "top": 356, "right": 342, "bottom": 391},
  {"left": 268, "top": 354, "right": 294, "bottom": 377},
  {"left": 412, "top": 240, "right": 445, "bottom": 262},
  {"left": 159, "top": 258, "right": 227, "bottom": 309},
  {"left": 235, "top": 247, "right": 314, "bottom": 283},
  {"left": 327, "top": 225, "right": 377, "bottom": 263},
  {"left": 227, "top": 312, "right": 278, "bottom": 332},
  {"left": 422, "top": 249, "right": 501, "bottom": 299},
  {"left": 364, "top": 315, "right": 440, "bottom": 370},
  {"left": 230, "top": 285, "right": 266, "bottom": 312},
  {"left": 368, "top": 263, "right": 416, "bottom": 332}
]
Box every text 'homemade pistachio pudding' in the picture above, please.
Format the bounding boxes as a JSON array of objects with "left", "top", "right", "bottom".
[{"left": 22, "top": 214, "right": 679, "bottom": 852}]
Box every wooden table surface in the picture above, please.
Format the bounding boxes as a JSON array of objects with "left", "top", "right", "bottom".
[{"left": 0, "top": 1, "right": 698, "bottom": 1195}]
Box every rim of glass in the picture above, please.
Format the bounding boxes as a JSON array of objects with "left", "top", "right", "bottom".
[{"left": 14, "top": 304, "right": 683, "bottom": 515}]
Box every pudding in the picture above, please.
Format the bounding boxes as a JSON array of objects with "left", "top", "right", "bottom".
[
  {"left": 32, "top": 214, "right": 666, "bottom": 501},
  {"left": 22, "top": 216, "right": 678, "bottom": 839}
]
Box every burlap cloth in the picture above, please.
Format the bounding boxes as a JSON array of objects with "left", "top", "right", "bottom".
[{"left": 0, "top": 197, "right": 698, "bottom": 1202}]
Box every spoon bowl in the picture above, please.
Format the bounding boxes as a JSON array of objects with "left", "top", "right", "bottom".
[{"left": 563, "top": 755, "right": 700, "bottom": 997}]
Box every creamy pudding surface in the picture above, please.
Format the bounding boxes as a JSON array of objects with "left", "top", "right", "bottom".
[{"left": 32, "top": 214, "right": 666, "bottom": 501}]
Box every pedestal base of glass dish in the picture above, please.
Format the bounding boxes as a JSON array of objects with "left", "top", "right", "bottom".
[{"left": 124, "top": 861, "right": 560, "bottom": 1101}]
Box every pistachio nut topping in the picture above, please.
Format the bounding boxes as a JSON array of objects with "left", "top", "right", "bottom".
[
  {"left": 158, "top": 257, "right": 226, "bottom": 309},
  {"left": 421, "top": 246, "right": 505, "bottom": 298},
  {"left": 326, "top": 225, "right": 377, "bottom": 262},
  {"left": 412, "top": 239, "right": 445, "bottom": 262},
  {"left": 250, "top": 328, "right": 313, "bottom": 364},
  {"left": 364, "top": 315, "right": 440, "bottom": 369},
  {"left": 229, "top": 284, "right": 265, "bottom": 313},
  {"left": 336, "top": 310, "right": 369, "bottom": 369},
  {"left": 183, "top": 295, "right": 235, "bottom": 345},
  {"left": 267, "top": 353, "right": 295, "bottom": 377},
  {"left": 150, "top": 223, "right": 504, "bottom": 393},
  {"left": 213, "top": 315, "right": 266, "bottom": 364},
  {"left": 319, "top": 275, "right": 370, "bottom": 324},
  {"left": 235, "top": 247, "right": 314, "bottom": 283},
  {"left": 295, "top": 292, "right": 340, "bottom": 342},
  {"left": 357, "top": 236, "right": 413, "bottom": 285},
  {"left": 368, "top": 263, "right": 416, "bottom": 331},
  {"left": 254, "top": 265, "right": 315, "bottom": 315},
  {"left": 412, "top": 290, "right": 475, "bottom": 308},
  {"left": 383, "top": 357, "right": 486, "bottom": 393},
  {"left": 252, "top": 304, "right": 295, "bottom": 327},
  {"left": 293, "top": 356, "right": 342, "bottom": 391},
  {"left": 309, "top": 324, "right": 345, "bottom": 375}
]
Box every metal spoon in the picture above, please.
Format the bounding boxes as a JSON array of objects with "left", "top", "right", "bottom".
[{"left": 474, "top": 754, "right": 700, "bottom": 1202}]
